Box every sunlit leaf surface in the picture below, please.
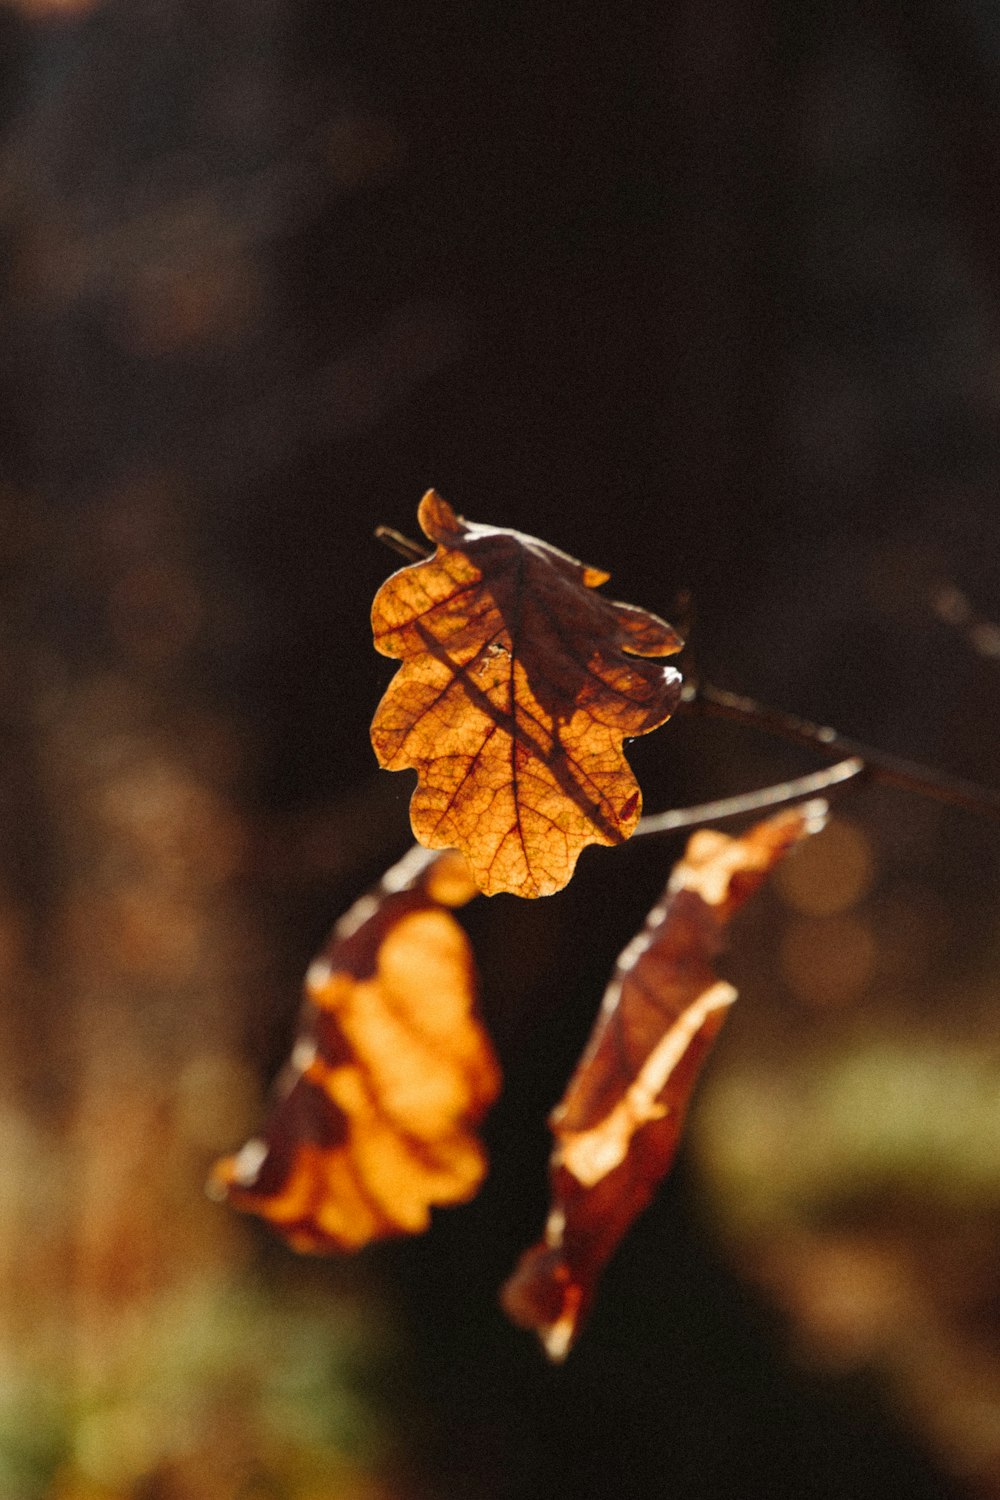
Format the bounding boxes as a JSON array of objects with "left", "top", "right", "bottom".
[
  {"left": 370, "top": 491, "right": 683, "bottom": 896},
  {"left": 211, "top": 846, "right": 498, "bottom": 1248}
]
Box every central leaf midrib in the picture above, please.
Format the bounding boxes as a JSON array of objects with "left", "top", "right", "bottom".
[{"left": 509, "top": 552, "right": 527, "bottom": 875}]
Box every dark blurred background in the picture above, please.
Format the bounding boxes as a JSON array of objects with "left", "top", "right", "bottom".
[{"left": 3, "top": 0, "right": 1000, "bottom": 1495}]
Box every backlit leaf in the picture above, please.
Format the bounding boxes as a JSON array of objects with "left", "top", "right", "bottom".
[
  {"left": 370, "top": 491, "right": 683, "bottom": 897},
  {"left": 501, "top": 803, "right": 827, "bottom": 1358},
  {"left": 210, "top": 845, "right": 499, "bottom": 1249}
]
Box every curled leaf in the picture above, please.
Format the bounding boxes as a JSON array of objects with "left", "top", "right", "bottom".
[
  {"left": 501, "top": 802, "right": 827, "bottom": 1359},
  {"left": 210, "top": 846, "right": 499, "bottom": 1250},
  {"left": 370, "top": 491, "right": 683, "bottom": 897}
]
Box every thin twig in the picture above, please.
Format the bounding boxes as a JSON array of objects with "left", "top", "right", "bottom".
[
  {"left": 685, "top": 681, "right": 1000, "bottom": 821},
  {"left": 374, "top": 525, "right": 430, "bottom": 563},
  {"left": 634, "top": 757, "right": 865, "bottom": 838}
]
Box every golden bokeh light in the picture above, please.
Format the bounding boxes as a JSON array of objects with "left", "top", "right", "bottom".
[
  {"left": 774, "top": 816, "right": 875, "bottom": 917},
  {"left": 780, "top": 913, "right": 877, "bottom": 1008}
]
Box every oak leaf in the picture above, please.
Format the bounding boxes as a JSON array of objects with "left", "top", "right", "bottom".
[
  {"left": 370, "top": 491, "right": 683, "bottom": 897},
  {"left": 210, "top": 845, "right": 499, "bottom": 1250},
  {"left": 500, "top": 803, "right": 827, "bottom": 1359}
]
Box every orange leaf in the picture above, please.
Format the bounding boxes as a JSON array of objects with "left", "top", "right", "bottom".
[
  {"left": 210, "top": 846, "right": 499, "bottom": 1250},
  {"left": 501, "top": 803, "right": 827, "bottom": 1358},
  {"left": 370, "top": 491, "right": 683, "bottom": 897}
]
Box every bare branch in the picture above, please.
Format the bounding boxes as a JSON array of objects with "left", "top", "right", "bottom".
[
  {"left": 635, "top": 757, "right": 865, "bottom": 838},
  {"left": 372, "top": 525, "right": 1000, "bottom": 824},
  {"left": 685, "top": 682, "right": 1000, "bottom": 822},
  {"left": 374, "top": 525, "right": 431, "bottom": 563}
]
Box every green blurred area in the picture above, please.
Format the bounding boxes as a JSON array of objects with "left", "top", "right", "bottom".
[{"left": 0, "top": 1272, "right": 398, "bottom": 1500}]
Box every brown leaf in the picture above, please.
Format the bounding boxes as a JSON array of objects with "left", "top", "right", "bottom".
[
  {"left": 370, "top": 491, "right": 683, "bottom": 897},
  {"left": 210, "top": 846, "right": 499, "bottom": 1250},
  {"left": 501, "top": 803, "right": 827, "bottom": 1358}
]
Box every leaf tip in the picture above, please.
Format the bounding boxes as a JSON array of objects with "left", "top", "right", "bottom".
[
  {"left": 581, "top": 563, "right": 611, "bottom": 588},
  {"left": 418, "top": 488, "right": 464, "bottom": 543},
  {"left": 500, "top": 1242, "right": 584, "bottom": 1361}
]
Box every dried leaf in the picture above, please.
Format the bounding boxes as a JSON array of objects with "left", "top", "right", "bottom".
[
  {"left": 210, "top": 846, "right": 499, "bottom": 1250},
  {"left": 370, "top": 491, "right": 683, "bottom": 897},
  {"left": 501, "top": 803, "right": 827, "bottom": 1358}
]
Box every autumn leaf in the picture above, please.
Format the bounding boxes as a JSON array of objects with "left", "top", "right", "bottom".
[
  {"left": 500, "top": 802, "right": 827, "bottom": 1359},
  {"left": 210, "top": 845, "right": 499, "bottom": 1250},
  {"left": 370, "top": 491, "right": 683, "bottom": 897}
]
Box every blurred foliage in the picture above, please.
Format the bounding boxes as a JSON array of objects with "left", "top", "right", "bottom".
[
  {"left": 696, "top": 1034, "right": 1000, "bottom": 1494},
  {"left": 0, "top": 1269, "right": 400, "bottom": 1499},
  {"left": 691, "top": 797, "right": 1000, "bottom": 1496}
]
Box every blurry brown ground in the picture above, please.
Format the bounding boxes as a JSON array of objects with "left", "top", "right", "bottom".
[{"left": 2, "top": 0, "right": 1000, "bottom": 1496}]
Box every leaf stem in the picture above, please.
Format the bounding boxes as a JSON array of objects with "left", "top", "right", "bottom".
[
  {"left": 684, "top": 681, "right": 1000, "bottom": 821},
  {"left": 374, "top": 525, "right": 430, "bottom": 564},
  {"left": 635, "top": 757, "right": 865, "bottom": 838}
]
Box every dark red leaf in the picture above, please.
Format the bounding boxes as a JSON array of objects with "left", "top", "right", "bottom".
[{"left": 501, "top": 803, "right": 827, "bottom": 1358}]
